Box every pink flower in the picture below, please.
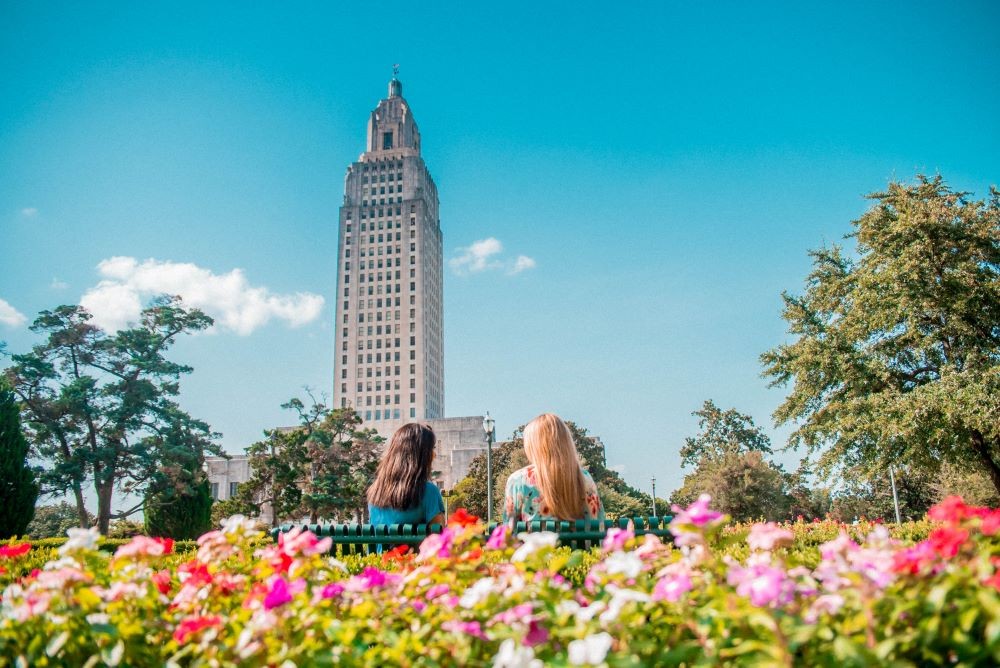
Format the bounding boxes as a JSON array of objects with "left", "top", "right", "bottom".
[
  {"left": 320, "top": 582, "right": 344, "bottom": 599},
  {"left": 11, "top": 591, "right": 50, "bottom": 622},
  {"left": 525, "top": 619, "right": 549, "bottom": 646},
  {"left": 441, "top": 620, "right": 487, "bottom": 639},
  {"left": 671, "top": 494, "right": 723, "bottom": 527},
  {"left": 747, "top": 523, "right": 794, "bottom": 552},
  {"left": 278, "top": 527, "right": 333, "bottom": 558},
  {"left": 653, "top": 572, "right": 693, "bottom": 602},
  {"left": 981, "top": 510, "right": 1000, "bottom": 536},
  {"left": 412, "top": 600, "right": 426, "bottom": 613},
  {"left": 728, "top": 562, "right": 794, "bottom": 608},
  {"left": 263, "top": 576, "right": 304, "bottom": 610},
  {"left": 927, "top": 496, "right": 985, "bottom": 523},
  {"left": 491, "top": 603, "right": 534, "bottom": 625},
  {"left": 602, "top": 527, "right": 634, "bottom": 553},
  {"left": 486, "top": 524, "right": 509, "bottom": 550},
  {"left": 805, "top": 593, "right": 845, "bottom": 622},
  {"left": 114, "top": 536, "right": 174, "bottom": 560},
  {"left": 426, "top": 584, "right": 450, "bottom": 600},
  {"left": 417, "top": 527, "right": 456, "bottom": 561},
  {"left": 349, "top": 566, "right": 400, "bottom": 591},
  {"left": 173, "top": 615, "right": 222, "bottom": 644},
  {"left": 927, "top": 526, "right": 969, "bottom": 558}
]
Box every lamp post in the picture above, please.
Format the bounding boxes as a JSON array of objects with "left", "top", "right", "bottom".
[
  {"left": 889, "top": 465, "right": 901, "bottom": 524},
  {"left": 651, "top": 477, "right": 657, "bottom": 518},
  {"left": 483, "top": 412, "right": 496, "bottom": 524}
]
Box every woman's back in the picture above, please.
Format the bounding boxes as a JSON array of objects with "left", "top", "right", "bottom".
[
  {"left": 368, "top": 480, "right": 444, "bottom": 525},
  {"left": 503, "top": 464, "right": 604, "bottom": 523}
]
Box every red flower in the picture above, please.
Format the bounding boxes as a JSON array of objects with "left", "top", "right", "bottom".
[
  {"left": 173, "top": 615, "right": 223, "bottom": 644},
  {"left": 464, "top": 547, "right": 483, "bottom": 561},
  {"left": 381, "top": 544, "right": 411, "bottom": 563},
  {"left": 981, "top": 510, "right": 1000, "bottom": 536},
  {"left": 448, "top": 508, "right": 481, "bottom": 528},
  {"left": 0, "top": 543, "right": 31, "bottom": 558},
  {"left": 927, "top": 526, "right": 969, "bottom": 558},
  {"left": 155, "top": 537, "right": 174, "bottom": 555},
  {"left": 177, "top": 560, "right": 213, "bottom": 588},
  {"left": 151, "top": 570, "right": 172, "bottom": 595},
  {"left": 891, "top": 541, "right": 937, "bottom": 574},
  {"left": 927, "top": 496, "right": 989, "bottom": 523}
]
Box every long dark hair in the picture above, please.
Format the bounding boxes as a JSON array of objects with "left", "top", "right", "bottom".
[{"left": 366, "top": 423, "right": 436, "bottom": 510}]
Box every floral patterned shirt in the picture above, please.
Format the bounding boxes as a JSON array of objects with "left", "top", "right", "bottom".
[{"left": 503, "top": 465, "right": 605, "bottom": 523}]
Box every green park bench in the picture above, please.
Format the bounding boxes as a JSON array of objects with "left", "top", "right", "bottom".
[{"left": 271, "top": 515, "right": 674, "bottom": 555}]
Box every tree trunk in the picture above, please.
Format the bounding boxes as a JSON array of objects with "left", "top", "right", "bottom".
[
  {"left": 96, "top": 478, "right": 114, "bottom": 535},
  {"left": 310, "top": 510, "right": 318, "bottom": 523},
  {"left": 970, "top": 430, "right": 1000, "bottom": 496},
  {"left": 73, "top": 484, "right": 89, "bottom": 528}
]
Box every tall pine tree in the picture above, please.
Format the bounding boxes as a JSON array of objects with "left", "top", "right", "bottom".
[{"left": 0, "top": 378, "right": 39, "bottom": 538}]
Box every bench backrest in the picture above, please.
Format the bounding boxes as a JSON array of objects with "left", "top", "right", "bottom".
[{"left": 272, "top": 516, "right": 673, "bottom": 555}]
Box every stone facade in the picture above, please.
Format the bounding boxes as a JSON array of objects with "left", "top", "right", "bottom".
[{"left": 332, "top": 75, "right": 445, "bottom": 431}]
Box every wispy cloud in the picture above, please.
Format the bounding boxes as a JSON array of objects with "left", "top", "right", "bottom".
[
  {"left": 20, "top": 207, "right": 38, "bottom": 218},
  {"left": 509, "top": 255, "right": 536, "bottom": 275},
  {"left": 0, "top": 298, "right": 27, "bottom": 327},
  {"left": 50, "top": 278, "right": 69, "bottom": 290},
  {"left": 80, "top": 257, "right": 325, "bottom": 335},
  {"left": 450, "top": 237, "right": 536, "bottom": 276}
]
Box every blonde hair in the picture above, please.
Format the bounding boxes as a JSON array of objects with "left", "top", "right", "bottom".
[{"left": 522, "top": 414, "right": 587, "bottom": 521}]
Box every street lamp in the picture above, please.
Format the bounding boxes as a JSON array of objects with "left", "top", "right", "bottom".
[
  {"left": 483, "top": 412, "right": 496, "bottom": 524},
  {"left": 651, "top": 477, "right": 657, "bottom": 518}
]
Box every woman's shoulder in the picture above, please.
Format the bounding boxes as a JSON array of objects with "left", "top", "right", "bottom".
[
  {"left": 507, "top": 464, "right": 537, "bottom": 486},
  {"left": 423, "top": 480, "right": 443, "bottom": 498}
]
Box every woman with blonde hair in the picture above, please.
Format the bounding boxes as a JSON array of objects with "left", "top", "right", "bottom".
[
  {"left": 503, "top": 413, "right": 605, "bottom": 522},
  {"left": 367, "top": 423, "right": 445, "bottom": 525}
]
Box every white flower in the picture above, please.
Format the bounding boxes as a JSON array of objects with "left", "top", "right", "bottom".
[
  {"left": 221, "top": 514, "right": 257, "bottom": 535},
  {"left": 604, "top": 551, "right": 643, "bottom": 578},
  {"left": 600, "top": 585, "right": 650, "bottom": 623},
  {"left": 59, "top": 527, "right": 100, "bottom": 555},
  {"left": 511, "top": 532, "right": 558, "bottom": 562},
  {"left": 493, "top": 638, "right": 543, "bottom": 668},
  {"left": 568, "top": 632, "right": 614, "bottom": 665},
  {"left": 460, "top": 577, "right": 497, "bottom": 608}
]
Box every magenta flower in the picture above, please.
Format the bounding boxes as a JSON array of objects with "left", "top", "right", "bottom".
[
  {"left": 441, "top": 620, "right": 487, "bottom": 639},
  {"left": 486, "top": 524, "right": 510, "bottom": 550},
  {"left": 671, "top": 494, "right": 723, "bottom": 527},
  {"left": 525, "top": 619, "right": 549, "bottom": 646},
  {"left": 426, "top": 584, "right": 450, "bottom": 600},
  {"left": 319, "top": 582, "right": 344, "bottom": 599},
  {"left": 264, "top": 577, "right": 293, "bottom": 610},
  {"left": 417, "top": 527, "right": 456, "bottom": 561}
]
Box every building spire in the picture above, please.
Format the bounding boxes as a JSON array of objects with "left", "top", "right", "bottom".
[{"left": 388, "top": 64, "right": 402, "bottom": 98}]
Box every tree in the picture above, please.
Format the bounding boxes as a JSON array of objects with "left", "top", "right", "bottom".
[
  {"left": 4, "top": 297, "right": 221, "bottom": 533},
  {"left": 286, "top": 397, "right": 382, "bottom": 523},
  {"left": 671, "top": 400, "right": 790, "bottom": 522},
  {"left": 239, "top": 427, "right": 307, "bottom": 529},
  {"left": 671, "top": 451, "right": 790, "bottom": 522},
  {"left": 26, "top": 501, "right": 94, "bottom": 538},
  {"left": 762, "top": 176, "right": 1000, "bottom": 493},
  {"left": 143, "top": 413, "right": 216, "bottom": 539},
  {"left": 0, "top": 378, "right": 39, "bottom": 537},
  {"left": 828, "top": 463, "right": 936, "bottom": 522}
]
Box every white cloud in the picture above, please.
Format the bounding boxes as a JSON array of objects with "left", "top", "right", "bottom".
[
  {"left": 80, "top": 257, "right": 325, "bottom": 335},
  {"left": 0, "top": 298, "right": 27, "bottom": 327},
  {"left": 20, "top": 207, "right": 38, "bottom": 218},
  {"left": 50, "top": 278, "right": 69, "bottom": 290},
  {"left": 449, "top": 238, "right": 536, "bottom": 276},
  {"left": 509, "top": 255, "right": 537, "bottom": 275},
  {"left": 449, "top": 237, "right": 504, "bottom": 274}
]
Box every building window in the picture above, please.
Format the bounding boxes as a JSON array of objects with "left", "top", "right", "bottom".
[
  {"left": 210, "top": 483, "right": 219, "bottom": 500},
  {"left": 410, "top": 408, "right": 416, "bottom": 418},
  {"left": 229, "top": 482, "right": 238, "bottom": 499},
  {"left": 382, "top": 132, "right": 393, "bottom": 150}
]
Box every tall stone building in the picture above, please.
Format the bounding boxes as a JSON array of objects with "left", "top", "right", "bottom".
[{"left": 333, "top": 74, "right": 445, "bottom": 430}]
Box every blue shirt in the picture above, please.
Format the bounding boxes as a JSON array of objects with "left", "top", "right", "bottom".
[{"left": 368, "top": 481, "right": 445, "bottom": 525}]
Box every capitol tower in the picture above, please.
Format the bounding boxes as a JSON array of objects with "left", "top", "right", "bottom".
[{"left": 333, "top": 73, "right": 445, "bottom": 430}]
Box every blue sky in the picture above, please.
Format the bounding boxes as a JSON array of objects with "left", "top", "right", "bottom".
[{"left": 2, "top": 2, "right": 998, "bottom": 504}]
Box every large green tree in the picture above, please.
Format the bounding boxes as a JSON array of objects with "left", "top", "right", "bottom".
[
  {"left": 670, "top": 400, "right": 790, "bottom": 521},
  {"left": 26, "top": 501, "right": 94, "bottom": 539},
  {"left": 4, "top": 297, "right": 220, "bottom": 533},
  {"left": 0, "top": 378, "right": 39, "bottom": 538},
  {"left": 762, "top": 176, "right": 1000, "bottom": 493}
]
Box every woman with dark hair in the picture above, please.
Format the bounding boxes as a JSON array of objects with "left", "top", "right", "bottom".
[{"left": 367, "top": 422, "right": 445, "bottom": 525}]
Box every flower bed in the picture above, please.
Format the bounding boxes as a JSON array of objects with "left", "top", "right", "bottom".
[{"left": 1, "top": 496, "right": 998, "bottom": 666}]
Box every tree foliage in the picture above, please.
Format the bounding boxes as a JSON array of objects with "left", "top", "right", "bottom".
[
  {"left": 0, "top": 378, "right": 39, "bottom": 538},
  {"left": 762, "top": 175, "right": 1000, "bottom": 493},
  {"left": 671, "top": 400, "right": 791, "bottom": 522},
  {"left": 26, "top": 501, "right": 94, "bottom": 539},
  {"left": 3, "top": 297, "right": 221, "bottom": 533},
  {"left": 232, "top": 396, "right": 382, "bottom": 527}
]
